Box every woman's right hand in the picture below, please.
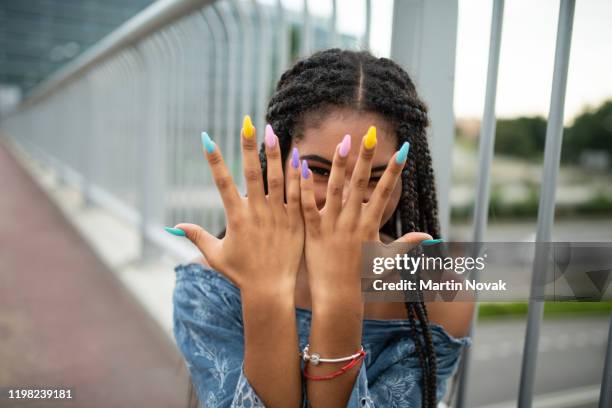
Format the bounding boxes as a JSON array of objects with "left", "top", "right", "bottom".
[
  {"left": 172, "top": 116, "right": 305, "bottom": 407},
  {"left": 172, "top": 116, "right": 304, "bottom": 295}
]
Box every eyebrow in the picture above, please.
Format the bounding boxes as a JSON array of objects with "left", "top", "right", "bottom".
[{"left": 300, "top": 154, "right": 388, "bottom": 172}]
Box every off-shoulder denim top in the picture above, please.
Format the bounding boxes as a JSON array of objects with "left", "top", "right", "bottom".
[{"left": 173, "top": 263, "right": 472, "bottom": 407}]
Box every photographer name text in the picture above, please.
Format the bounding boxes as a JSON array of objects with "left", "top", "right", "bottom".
[{"left": 371, "top": 279, "right": 507, "bottom": 291}]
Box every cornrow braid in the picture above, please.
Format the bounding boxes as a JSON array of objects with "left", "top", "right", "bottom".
[{"left": 251, "top": 48, "right": 441, "bottom": 407}]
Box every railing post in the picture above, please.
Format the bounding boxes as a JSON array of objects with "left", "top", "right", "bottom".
[
  {"left": 600, "top": 312, "right": 612, "bottom": 408},
  {"left": 301, "top": 0, "right": 311, "bottom": 57},
  {"left": 138, "top": 41, "right": 166, "bottom": 260},
  {"left": 390, "top": 0, "right": 458, "bottom": 238},
  {"left": 362, "top": 0, "right": 371, "bottom": 50},
  {"left": 82, "top": 74, "right": 94, "bottom": 207},
  {"left": 455, "top": 2, "right": 504, "bottom": 407},
  {"left": 518, "top": 2, "right": 576, "bottom": 407},
  {"left": 328, "top": 0, "right": 338, "bottom": 47}
]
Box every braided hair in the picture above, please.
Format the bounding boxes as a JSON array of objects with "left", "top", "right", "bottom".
[{"left": 216, "top": 48, "right": 441, "bottom": 407}]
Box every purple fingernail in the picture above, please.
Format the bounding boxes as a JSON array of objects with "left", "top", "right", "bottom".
[
  {"left": 339, "top": 134, "right": 351, "bottom": 157},
  {"left": 265, "top": 123, "right": 276, "bottom": 148},
  {"left": 301, "top": 159, "right": 309, "bottom": 179},
  {"left": 291, "top": 147, "right": 300, "bottom": 169}
]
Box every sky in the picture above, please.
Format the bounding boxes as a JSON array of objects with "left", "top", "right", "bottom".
[
  {"left": 272, "top": 0, "right": 612, "bottom": 124},
  {"left": 454, "top": 0, "right": 612, "bottom": 123}
]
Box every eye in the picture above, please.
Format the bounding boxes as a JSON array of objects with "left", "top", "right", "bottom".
[
  {"left": 369, "top": 176, "right": 382, "bottom": 185},
  {"left": 310, "top": 166, "right": 331, "bottom": 177}
]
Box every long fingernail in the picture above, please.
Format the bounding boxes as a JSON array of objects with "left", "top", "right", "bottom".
[
  {"left": 242, "top": 115, "right": 255, "bottom": 139},
  {"left": 364, "top": 126, "right": 377, "bottom": 149},
  {"left": 265, "top": 123, "right": 276, "bottom": 148},
  {"left": 395, "top": 141, "right": 410, "bottom": 164},
  {"left": 421, "top": 239, "right": 443, "bottom": 246},
  {"left": 291, "top": 147, "right": 300, "bottom": 169},
  {"left": 339, "top": 134, "right": 351, "bottom": 157},
  {"left": 201, "top": 131, "right": 215, "bottom": 153},
  {"left": 165, "top": 226, "right": 186, "bottom": 237},
  {"left": 301, "top": 159, "right": 309, "bottom": 179}
]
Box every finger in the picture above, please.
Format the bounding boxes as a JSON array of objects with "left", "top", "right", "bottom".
[
  {"left": 344, "top": 126, "right": 377, "bottom": 217},
  {"left": 172, "top": 223, "right": 222, "bottom": 265},
  {"left": 324, "top": 134, "right": 350, "bottom": 218},
  {"left": 241, "top": 115, "right": 265, "bottom": 205},
  {"left": 201, "top": 131, "right": 241, "bottom": 215},
  {"left": 366, "top": 141, "right": 409, "bottom": 224},
  {"left": 299, "top": 159, "right": 320, "bottom": 236},
  {"left": 264, "top": 124, "right": 284, "bottom": 211},
  {"left": 286, "top": 147, "right": 303, "bottom": 228},
  {"left": 394, "top": 231, "right": 433, "bottom": 245}
]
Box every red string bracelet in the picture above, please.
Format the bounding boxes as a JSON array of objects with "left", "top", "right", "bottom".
[{"left": 303, "top": 349, "right": 366, "bottom": 381}]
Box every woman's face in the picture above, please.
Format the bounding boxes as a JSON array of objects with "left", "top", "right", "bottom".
[{"left": 284, "top": 108, "right": 402, "bottom": 229}]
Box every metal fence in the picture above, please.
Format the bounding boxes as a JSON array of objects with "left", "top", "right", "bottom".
[
  {"left": 0, "top": 0, "right": 368, "bottom": 258},
  {"left": 0, "top": 0, "right": 610, "bottom": 407}
]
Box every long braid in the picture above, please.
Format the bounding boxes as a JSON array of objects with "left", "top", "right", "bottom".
[
  {"left": 249, "top": 49, "right": 442, "bottom": 407},
  {"left": 406, "top": 302, "right": 430, "bottom": 403}
]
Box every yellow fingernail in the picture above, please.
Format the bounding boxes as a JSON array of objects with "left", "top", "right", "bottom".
[
  {"left": 242, "top": 115, "right": 255, "bottom": 139},
  {"left": 364, "top": 126, "right": 377, "bottom": 149}
]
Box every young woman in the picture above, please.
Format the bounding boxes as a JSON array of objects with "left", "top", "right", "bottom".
[{"left": 167, "top": 48, "right": 474, "bottom": 408}]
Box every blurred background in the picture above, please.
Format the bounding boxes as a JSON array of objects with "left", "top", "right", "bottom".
[{"left": 0, "top": 0, "right": 611, "bottom": 407}]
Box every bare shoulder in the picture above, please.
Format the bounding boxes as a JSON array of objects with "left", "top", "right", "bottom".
[{"left": 425, "top": 300, "right": 475, "bottom": 339}]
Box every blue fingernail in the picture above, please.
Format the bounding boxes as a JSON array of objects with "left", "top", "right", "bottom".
[
  {"left": 395, "top": 141, "right": 410, "bottom": 164},
  {"left": 201, "top": 131, "right": 215, "bottom": 154},
  {"left": 301, "top": 159, "right": 309, "bottom": 179},
  {"left": 421, "top": 239, "right": 443, "bottom": 246},
  {"left": 165, "top": 226, "right": 186, "bottom": 237},
  {"left": 291, "top": 147, "right": 300, "bottom": 169}
]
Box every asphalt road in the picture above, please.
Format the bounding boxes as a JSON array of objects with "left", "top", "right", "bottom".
[
  {"left": 450, "top": 219, "right": 610, "bottom": 407},
  {"left": 455, "top": 315, "right": 609, "bottom": 407}
]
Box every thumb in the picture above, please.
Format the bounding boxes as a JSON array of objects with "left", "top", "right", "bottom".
[
  {"left": 172, "top": 223, "right": 220, "bottom": 261},
  {"left": 394, "top": 232, "right": 434, "bottom": 245}
]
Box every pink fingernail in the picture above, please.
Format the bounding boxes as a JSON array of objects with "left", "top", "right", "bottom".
[
  {"left": 339, "top": 134, "right": 351, "bottom": 157},
  {"left": 265, "top": 124, "right": 276, "bottom": 148}
]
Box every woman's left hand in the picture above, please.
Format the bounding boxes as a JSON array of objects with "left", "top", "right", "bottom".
[
  {"left": 300, "top": 126, "right": 432, "bottom": 406},
  {"left": 299, "top": 126, "right": 432, "bottom": 308}
]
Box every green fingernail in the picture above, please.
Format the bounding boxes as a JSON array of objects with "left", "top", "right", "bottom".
[
  {"left": 165, "top": 226, "right": 186, "bottom": 237},
  {"left": 201, "top": 131, "right": 215, "bottom": 153},
  {"left": 421, "top": 239, "right": 443, "bottom": 246}
]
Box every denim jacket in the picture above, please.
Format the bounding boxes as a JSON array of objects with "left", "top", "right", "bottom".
[{"left": 173, "top": 263, "right": 471, "bottom": 407}]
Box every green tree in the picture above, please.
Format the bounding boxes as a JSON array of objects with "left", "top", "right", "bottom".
[
  {"left": 494, "top": 116, "right": 547, "bottom": 160},
  {"left": 562, "top": 100, "right": 612, "bottom": 164}
]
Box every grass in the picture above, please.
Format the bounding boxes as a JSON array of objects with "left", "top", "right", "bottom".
[{"left": 478, "top": 301, "right": 612, "bottom": 319}]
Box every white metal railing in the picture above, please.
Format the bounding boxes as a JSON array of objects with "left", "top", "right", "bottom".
[
  {"left": 454, "top": 1, "right": 611, "bottom": 408},
  {"left": 0, "top": 0, "right": 365, "bottom": 260},
  {"left": 0, "top": 0, "right": 610, "bottom": 407}
]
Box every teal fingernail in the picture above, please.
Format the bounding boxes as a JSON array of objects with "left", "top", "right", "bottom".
[
  {"left": 201, "top": 131, "right": 215, "bottom": 153},
  {"left": 395, "top": 141, "right": 410, "bottom": 164},
  {"left": 165, "top": 226, "right": 186, "bottom": 237},
  {"left": 421, "top": 239, "right": 443, "bottom": 246}
]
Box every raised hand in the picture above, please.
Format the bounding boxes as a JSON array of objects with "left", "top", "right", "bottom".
[
  {"left": 171, "top": 115, "right": 304, "bottom": 294},
  {"left": 299, "top": 126, "right": 432, "bottom": 303},
  {"left": 167, "top": 115, "right": 304, "bottom": 407},
  {"left": 299, "top": 126, "right": 432, "bottom": 406}
]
